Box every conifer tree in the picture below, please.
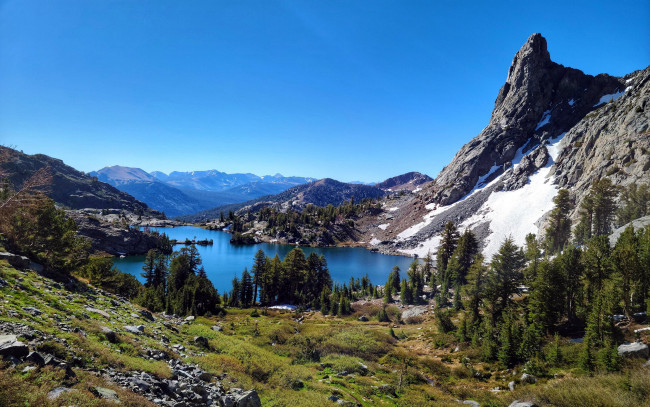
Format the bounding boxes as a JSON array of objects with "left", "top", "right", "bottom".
[
  {"left": 545, "top": 189, "right": 573, "bottom": 253},
  {"left": 447, "top": 229, "right": 478, "bottom": 286},
  {"left": 465, "top": 254, "right": 487, "bottom": 324},
  {"left": 251, "top": 249, "right": 267, "bottom": 306},
  {"left": 400, "top": 279, "right": 412, "bottom": 305},
  {"left": 612, "top": 225, "right": 641, "bottom": 317},
  {"left": 437, "top": 221, "right": 459, "bottom": 286},
  {"left": 486, "top": 238, "right": 525, "bottom": 317},
  {"left": 240, "top": 268, "right": 253, "bottom": 308}
]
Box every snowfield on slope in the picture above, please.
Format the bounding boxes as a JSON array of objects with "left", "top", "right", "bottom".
[{"left": 398, "top": 134, "right": 565, "bottom": 259}]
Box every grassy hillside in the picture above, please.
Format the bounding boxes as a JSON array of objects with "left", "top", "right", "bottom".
[{"left": 1, "top": 256, "right": 649, "bottom": 406}]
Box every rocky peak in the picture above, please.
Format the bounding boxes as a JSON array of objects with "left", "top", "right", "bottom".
[{"left": 432, "top": 33, "right": 624, "bottom": 206}]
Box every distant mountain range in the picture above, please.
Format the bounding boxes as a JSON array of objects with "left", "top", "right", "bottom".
[
  {"left": 179, "top": 172, "right": 432, "bottom": 222},
  {"left": 89, "top": 166, "right": 317, "bottom": 217}
]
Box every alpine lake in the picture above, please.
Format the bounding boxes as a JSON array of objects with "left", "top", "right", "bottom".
[{"left": 113, "top": 226, "right": 417, "bottom": 294}]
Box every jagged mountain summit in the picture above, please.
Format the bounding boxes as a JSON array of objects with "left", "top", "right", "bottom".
[
  {"left": 354, "top": 33, "right": 648, "bottom": 259},
  {"left": 432, "top": 33, "right": 624, "bottom": 206}
]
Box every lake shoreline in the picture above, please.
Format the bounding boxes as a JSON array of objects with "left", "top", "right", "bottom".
[{"left": 114, "top": 225, "right": 417, "bottom": 293}]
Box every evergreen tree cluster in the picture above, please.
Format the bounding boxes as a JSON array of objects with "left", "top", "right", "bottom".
[
  {"left": 227, "top": 248, "right": 383, "bottom": 317},
  {"left": 137, "top": 245, "right": 223, "bottom": 317},
  {"left": 218, "top": 198, "right": 380, "bottom": 245},
  {"left": 227, "top": 248, "right": 334, "bottom": 309},
  {"left": 451, "top": 225, "right": 649, "bottom": 371}
]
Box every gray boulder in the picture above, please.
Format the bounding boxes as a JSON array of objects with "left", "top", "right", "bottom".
[
  {"left": 520, "top": 373, "right": 537, "bottom": 384},
  {"left": 618, "top": 342, "right": 649, "bottom": 358},
  {"left": 101, "top": 326, "right": 118, "bottom": 343},
  {"left": 123, "top": 325, "right": 143, "bottom": 335},
  {"left": 0, "top": 251, "right": 31, "bottom": 269},
  {"left": 0, "top": 335, "right": 29, "bottom": 359},
  {"left": 509, "top": 401, "right": 537, "bottom": 407},
  {"left": 91, "top": 386, "right": 119, "bottom": 401},
  {"left": 139, "top": 309, "right": 155, "bottom": 321},
  {"left": 47, "top": 387, "right": 75, "bottom": 400},
  {"left": 25, "top": 351, "right": 45, "bottom": 366},
  {"left": 233, "top": 390, "right": 261, "bottom": 407}
]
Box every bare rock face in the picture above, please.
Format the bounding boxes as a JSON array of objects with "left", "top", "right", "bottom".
[
  {"left": 67, "top": 211, "right": 162, "bottom": 255},
  {"left": 552, "top": 66, "right": 650, "bottom": 219},
  {"left": 433, "top": 33, "right": 624, "bottom": 205},
  {"left": 502, "top": 146, "right": 549, "bottom": 191}
]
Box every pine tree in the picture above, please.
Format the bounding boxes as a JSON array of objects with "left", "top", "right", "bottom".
[
  {"left": 612, "top": 225, "right": 640, "bottom": 317},
  {"left": 437, "top": 221, "right": 459, "bottom": 286},
  {"left": 141, "top": 249, "right": 158, "bottom": 288},
  {"left": 545, "top": 189, "right": 573, "bottom": 253},
  {"left": 547, "top": 333, "right": 562, "bottom": 366},
  {"left": 240, "top": 268, "right": 253, "bottom": 308},
  {"left": 617, "top": 182, "right": 650, "bottom": 225},
  {"left": 400, "top": 279, "right": 412, "bottom": 305},
  {"left": 251, "top": 249, "right": 267, "bottom": 306},
  {"left": 578, "top": 335, "right": 595, "bottom": 372},
  {"left": 384, "top": 284, "right": 392, "bottom": 304},
  {"left": 465, "top": 254, "right": 487, "bottom": 324},
  {"left": 320, "top": 288, "right": 331, "bottom": 315},
  {"left": 486, "top": 238, "right": 525, "bottom": 318},
  {"left": 447, "top": 229, "right": 478, "bottom": 286}
]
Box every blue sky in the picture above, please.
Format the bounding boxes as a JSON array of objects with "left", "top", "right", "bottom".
[{"left": 1, "top": 1, "right": 648, "bottom": 183}]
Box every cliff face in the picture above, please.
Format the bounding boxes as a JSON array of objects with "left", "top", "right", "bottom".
[
  {"left": 553, "top": 66, "right": 650, "bottom": 217},
  {"left": 432, "top": 33, "right": 624, "bottom": 206},
  {"left": 354, "top": 34, "right": 648, "bottom": 259}
]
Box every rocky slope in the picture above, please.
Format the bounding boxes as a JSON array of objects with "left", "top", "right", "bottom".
[
  {"left": 349, "top": 34, "right": 649, "bottom": 259},
  {"left": 0, "top": 148, "right": 171, "bottom": 255},
  {"left": 375, "top": 172, "right": 432, "bottom": 192},
  {"left": 0, "top": 258, "right": 260, "bottom": 406},
  {"left": 0, "top": 147, "right": 157, "bottom": 215}
]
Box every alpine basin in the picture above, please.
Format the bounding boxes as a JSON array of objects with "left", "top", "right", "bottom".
[{"left": 113, "top": 226, "right": 416, "bottom": 294}]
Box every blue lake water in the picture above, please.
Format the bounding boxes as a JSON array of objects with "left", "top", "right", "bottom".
[{"left": 112, "top": 226, "right": 417, "bottom": 294}]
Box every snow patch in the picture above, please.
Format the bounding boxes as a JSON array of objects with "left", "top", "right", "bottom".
[
  {"left": 625, "top": 86, "right": 633, "bottom": 92},
  {"left": 460, "top": 133, "right": 566, "bottom": 260},
  {"left": 399, "top": 236, "right": 441, "bottom": 258},
  {"left": 378, "top": 223, "right": 389, "bottom": 230},
  {"left": 475, "top": 163, "right": 500, "bottom": 189},
  {"left": 594, "top": 89, "right": 625, "bottom": 107},
  {"left": 388, "top": 207, "right": 399, "bottom": 212},
  {"left": 626, "top": 77, "right": 635, "bottom": 84},
  {"left": 535, "top": 110, "right": 551, "bottom": 130},
  {"left": 413, "top": 187, "right": 422, "bottom": 193},
  {"left": 269, "top": 304, "right": 297, "bottom": 311},
  {"left": 568, "top": 99, "right": 575, "bottom": 106},
  {"left": 370, "top": 238, "right": 382, "bottom": 246}
]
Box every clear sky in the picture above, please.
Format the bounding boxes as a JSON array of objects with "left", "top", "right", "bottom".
[{"left": 1, "top": 1, "right": 648, "bottom": 183}]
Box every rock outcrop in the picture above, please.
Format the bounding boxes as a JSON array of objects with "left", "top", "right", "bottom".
[
  {"left": 552, "top": 66, "right": 650, "bottom": 218},
  {"left": 375, "top": 172, "right": 433, "bottom": 192},
  {"left": 432, "top": 33, "right": 624, "bottom": 206},
  {"left": 66, "top": 210, "right": 163, "bottom": 255}
]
